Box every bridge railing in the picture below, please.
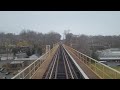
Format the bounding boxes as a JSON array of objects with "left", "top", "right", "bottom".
[
  {"left": 11, "top": 44, "right": 59, "bottom": 79},
  {"left": 64, "top": 45, "right": 120, "bottom": 79}
]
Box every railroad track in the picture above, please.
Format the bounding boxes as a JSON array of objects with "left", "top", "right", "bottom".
[{"left": 42, "top": 44, "right": 86, "bottom": 79}]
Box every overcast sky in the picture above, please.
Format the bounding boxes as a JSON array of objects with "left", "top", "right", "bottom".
[{"left": 0, "top": 11, "right": 120, "bottom": 37}]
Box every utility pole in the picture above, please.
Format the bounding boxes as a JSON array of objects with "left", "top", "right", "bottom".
[
  {"left": 5, "top": 42, "right": 8, "bottom": 60},
  {"left": 46, "top": 45, "right": 50, "bottom": 55}
]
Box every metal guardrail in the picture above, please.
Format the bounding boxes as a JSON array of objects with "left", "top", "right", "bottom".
[
  {"left": 64, "top": 44, "right": 120, "bottom": 79},
  {"left": 11, "top": 44, "right": 59, "bottom": 79}
]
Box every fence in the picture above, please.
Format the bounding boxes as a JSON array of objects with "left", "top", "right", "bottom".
[
  {"left": 64, "top": 44, "right": 120, "bottom": 79},
  {"left": 11, "top": 44, "right": 59, "bottom": 79}
]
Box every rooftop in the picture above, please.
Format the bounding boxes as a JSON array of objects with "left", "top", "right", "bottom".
[
  {"left": 97, "top": 48, "right": 120, "bottom": 60},
  {"left": 10, "top": 61, "right": 24, "bottom": 64}
]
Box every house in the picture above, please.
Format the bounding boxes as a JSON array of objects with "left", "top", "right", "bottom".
[
  {"left": 16, "top": 53, "right": 27, "bottom": 58},
  {"left": 96, "top": 48, "right": 120, "bottom": 66},
  {"left": 10, "top": 61, "right": 24, "bottom": 68}
]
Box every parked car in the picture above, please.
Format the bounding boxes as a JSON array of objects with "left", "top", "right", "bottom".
[
  {"left": 5, "top": 72, "right": 10, "bottom": 75},
  {"left": 0, "top": 68, "right": 4, "bottom": 72},
  {"left": 3, "top": 76, "right": 7, "bottom": 79}
]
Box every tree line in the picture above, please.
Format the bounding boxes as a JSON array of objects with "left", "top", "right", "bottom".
[
  {"left": 0, "top": 30, "right": 61, "bottom": 57},
  {"left": 1, "top": 29, "right": 120, "bottom": 59},
  {"left": 63, "top": 30, "right": 120, "bottom": 59}
]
